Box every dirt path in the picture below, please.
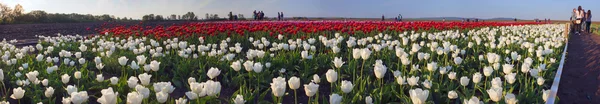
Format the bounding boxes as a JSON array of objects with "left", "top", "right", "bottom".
[{"left": 558, "top": 32, "right": 600, "bottom": 104}]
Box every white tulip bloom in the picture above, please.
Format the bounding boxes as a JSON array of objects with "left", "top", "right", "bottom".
[
  {"left": 409, "top": 88, "right": 429, "bottom": 104},
  {"left": 288, "top": 76, "right": 300, "bottom": 90},
  {"left": 118, "top": 56, "right": 128, "bottom": 66},
  {"left": 340, "top": 80, "right": 354, "bottom": 93},
  {"left": 304, "top": 82, "right": 319, "bottom": 97},
  {"left": 329, "top": 94, "right": 342, "bottom": 104},
  {"left": 487, "top": 87, "right": 503, "bottom": 102},
  {"left": 207, "top": 67, "right": 221, "bottom": 80},
  {"left": 447, "top": 90, "right": 458, "bottom": 99},
  {"left": 270, "top": 77, "right": 286, "bottom": 97},
  {"left": 45, "top": 87, "right": 55, "bottom": 98},
  {"left": 11, "top": 87, "right": 25, "bottom": 99},
  {"left": 326, "top": 69, "right": 338, "bottom": 83},
  {"left": 460, "top": 76, "right": 469, "bottom": 86}
]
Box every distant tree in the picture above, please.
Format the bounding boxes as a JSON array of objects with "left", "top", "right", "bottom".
[
  {"left": 182, "top": 12, "right": 196, "bottom": 21},
  {"left": 155, "top": 15, "right": 164, "bottom": 21},
  {"left": 238, "top": 14, "right": 245, "bottom": 20},
  {"left": 205, "top": 13, "right": 209, "bottom": 20},
  {"left": 1, "top": 3, "right": 14, "bottom": 24},
  {"left": 13, "top": 4, "right": 23, "bottom": 16},
  {"left": 170, "top": 14, "right": 176, "bottom": 20}
]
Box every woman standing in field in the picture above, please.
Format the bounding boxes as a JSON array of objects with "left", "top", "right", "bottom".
[{"left": 586, "top": 10, "right": 592, "bottom": 33}]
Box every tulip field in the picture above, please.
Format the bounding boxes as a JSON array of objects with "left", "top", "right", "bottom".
[{"left": 0, "top": 21, "right": 565, "bottom": 104}]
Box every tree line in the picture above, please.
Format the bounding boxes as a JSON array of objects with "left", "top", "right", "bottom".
[
  {"left": 0, "top": 3, "right": 132, "bottom": 24},
  {"left": 141, "top": 12, "right": 245, "bottom": 21}
]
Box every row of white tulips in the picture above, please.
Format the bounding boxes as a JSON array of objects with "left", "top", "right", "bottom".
[{"left": 0, "top": 24, "right": 564, "bottom": 104}]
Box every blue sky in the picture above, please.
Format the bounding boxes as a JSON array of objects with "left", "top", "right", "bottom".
[{"left": 1, "top": 0, "right": 597, "bottom": 20}]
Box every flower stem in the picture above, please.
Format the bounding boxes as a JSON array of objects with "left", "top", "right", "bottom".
[{"left": 294, "top": 89, "right": 298, "bottom": 104}]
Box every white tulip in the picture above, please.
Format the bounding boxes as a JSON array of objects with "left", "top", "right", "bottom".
[
  {"left": 463, "top": 96, "right": 483, "bottom": 104},
  {"left": 66, "top": 85, "right": 78, "bottom": 95},
  {"left": 361, "top": 48, "right": 371, "bottom": 60},
  {"left": 138, "top": 73, "right": 152, "bottom": 86},
  {"left": 136, "top": 55, "right": 147, "bottom": 65},
  {"left": 407, "top": 76, "right": 419, "bottom": 86},
  {"left": 543, "top": 89, "right": 551, "bottom": 102},
  {"left": 156, "top": 91, "right": 169, "bottom": 103},
  {"left": 45, "top": 87, "right": 55, "bottom": 98},
  {"left": 135, "top": 85, "right": 150, "bottom": 98},
  {"left": 110, "top": 77, "right": 119, "bottom": 85},
  {"left": 312, "top": 74, "right": 320, "bottom": 83},
  {"left": 326, "top": 69, "right": 338, "bottom": 83},
  {"left": 480, "top": 66, "right": 491, "bottom": 76},
  {"left": 502, "top": 64, "right": 514, "bottom": 74},
  {"left": 62, "top": 74, "right": 70, "bottom": 84},
  {"left": 422, "top": 79, "right": 432, "bottom": 89},
  {"left": 185, "top": 91, "right": 198, "bottom": 100},
  {"left": 460, "top": 76, "right": 469, "bottom": 86},
  {"left": 270, "top": 77, "right": 286, "bottom": 97},
  {"left": 243, "top": 61, "right": 254, "bottom": 72},
  {"left": 288, "top": 76, "right": 300, "bottom": 90},
  {"left": 447, "top": 90, "right": 458, "bottom": 99},
  {"left": 396, "top": 76, "right": 405, "bottom": 85},
  {"left": 329, "top": 94, "right": 342, "bottom": 104},
  {"left": 333, "top": 57, "right": 345, "bottom": 68},
  {"left": 472, "top": 72, "right": 482, "bottom": 84},
  {"left": 253, "top": 62, "right": 263, "bottom": 73},
  {"left": 505, "top": 93, "right": 518, "bottom": 104},
  {"left": 11, "top": 87, "right": 25, "bottom": 99},
  {"left": 230, "top": 60, "right": 242, "bottom": 71},
  {"left": 537, "top": 77, "right": 545, "bottom": 86},
  {"left": 365, "top": 96, "right": 373, "bottom": 104},
  {"left": 150, "top": 60, "right": 160, "bottom": 71},
  {"left": 74, "top": 71, "right": 81, "bottom": 79},
  {"left": 233, "top": 94, "right": 245, "bottom": 104},
  {"left": 448, "top": 72, "right": 456, "bottom": 80},
  {"left": 409, "top": 88, "right": 429, "bottom": 104},
  {"left": 96, "top": 74, "right": 104, "bottom": 82},
  {"left": 97, "top": 87, "right": 118, "bottom": 104},
  {"left": 304, "top": 82, "right": 319, "bottom": 97},
  {"left": 340, "top": 80, "right": 354, "bottom": 93},
  {"left": 130, "top": 61, "right": 140, "bottom": 70},
  {"left": 505, "top": 73, "right": 516, "bottom": 84},
  {"left": 373, "top": 60, "right": 387, "bottom": 79},
  {"left": 176, "top": 97, "right": 187, "bottom": 104},
  {"left": 207, "top": 67, "right": 221, "bottom": 80},
  {"left": 127, "top": 76, "right": 139, "bottom": 88},
  {"left": 426, "top": 62, "right": 437, "bottom": 72},
  {"left": 352, "top": 48, "right": 361, "bottom": 59},
  {"left": 453, "top": 57, "right": 463, "bottom": 65},
  {"left": 153, "top": 82, "right": 175, "bottom": 94},
  {"left": 42, "top": 79, "right": 48, "bottom": 86},
  {"left": 487, "top": 87, "right": 503, "bottom": 102},
  {"left": 491, "top": 77, "right": 503, "bottom": 89},
  {"left": 118, "top": 56, "right": 128, "bottom": 66},
  {"left": 70, "top": 91, "right": 89, "bottom": 104}
]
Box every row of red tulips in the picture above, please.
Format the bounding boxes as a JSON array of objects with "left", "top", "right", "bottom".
[{"left": 95, "top": 21, "right": 546, "bottom": 38}]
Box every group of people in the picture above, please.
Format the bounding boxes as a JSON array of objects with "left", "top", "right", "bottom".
[
  {"left": 253, "top": 10, "right": 266, "bottom": 20},
  {"left": 571, "top": 6, "right": 592, "bottom": 35},
  {"left": 277, "top": 12, "right": 284, "bottom": 20}
]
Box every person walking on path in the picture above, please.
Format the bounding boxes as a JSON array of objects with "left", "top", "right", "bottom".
[
  {"left": 586, "top": 10, "right": 592, "bottom": 33},
  {"left": 575, "top": 6, "right": 583, "bottom": 35},
  {"left": 281, "top": 12, "right": 284, "bottom": 21},
  {"left": 571, "top": 8, "right": 578, "bottom": 34}
]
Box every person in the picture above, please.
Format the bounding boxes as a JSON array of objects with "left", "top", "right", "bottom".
[
  {"left": 277, "top": 12, "right": 281, "bottom": 20},
  {"left": 571, "top": 8, "right": 578, "bottom": 34},
  {"left": 229, "top": 11, "right": 233, "bottom": 20},
  {"left": 398, "top": 14, "right": 402, "bottom": 21},
  {"left": 253, "top": 10, "right": 257, "bottom": 20},
  {"left": 281, "top": 12, "right": 284, "bottom": 20},
  {"left": 581, "top": 9, "right": 587, "bottom": 33},
  {"left": 586, "top": 10, "right": 592, "bottom": 33},
  {"left": 442, "top": 18, "right": 446, "bottom": 22},
  {"left": 514, "top": 18, "right": 517, "bottom": 22},
  {"left": 575, "top": 6, "right": 583, "bottom": 35},
  {"left": 382, "top": 15, "right": 385, "bottom": 21}
]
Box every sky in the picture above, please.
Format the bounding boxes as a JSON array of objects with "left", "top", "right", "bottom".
[{"left": 0, "top": 0, "right": 598, "bottom": 20}]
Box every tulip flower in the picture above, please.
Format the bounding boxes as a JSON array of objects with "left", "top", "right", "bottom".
[
  {"left": 505, "top": 93, "right": 518, "bottom": 104},
  {"left": 312, "top": 74, "right": 320, "bottom": 83},
  {"left": 448, "top": 90, "right": 458, "bottom": 99},
  {"left": 127, "top": 76, "right": 139, "bottom": 88},
  {"left": 135, "top": 85, "right": 150, "bottom": 98},
  {"left": 333, "top": 57, "right": 345, "bottom": 69},
  {"left": 340, "top": 80, "right": 354, "bottom": 93},
  {"left": 156, "top": 91, "right": 169, "bottom": 103},
  {"left": 110, "top": 77, "right": 119, "bottom": 85},
  {"left": 97, "top": 87, "right": 118, "bottom": 104},
  {"left": 96, "top": 74, "right": 104, "bottom": 82},
  {"left": 118, "top": 56, "right": 128, "bottom": 66},
  {"left": 373, "top": 60, "right": 387, "bottom": 79},
  {"left": 365, "top": 96, "right": 374, "bottom": 104},
  {"left": 472, "top": 72, "right": 482, "bottom": 84},
  {"left": 326, "top": 69, "right": 338, "bottom": 83},
  {"left": 230, "top": 60, "right": 242, "bottom": 71},
  {"left": 233, "top": 94, "right": 245, "bottom": 104},
  {"left": 407, "top": 76, "right": 419, "bottom": 86},
  {"left": 463, "top": 96, "right": 482, "bottom": 104},
  {"left": 62, "top": 74, "right": 70, "bottom": 84},
  {"left": 329, "top": 94, "right": 342, "bottom": 104},
  {"left": 304, "top": 82, "right": 319, "bottom": 97},
  {"left": 11, "top": 87, "right": 25, "bottom": 99},
  {"left": 409, "top": 88, "right": 429, "bottom": 104},
  {"left": 70, "top": 91, "right": 89, "bottom": 104},
  {"left": 150, "top": 60, "right": 160, "bottom": 71},
  {"left": 207, "top": 67, "right": 221, "bottom": 80},
  {"left": 45, "top": 87, "right": 55, "bottom": 98},
  {"left": 487, "top": 87, "right": 503, "bottom": 102},
  {"left": 127, "top": 92, "right": 144, "bottom": 104},
  {"left": 138, "top": 73, "right": 152, "bottom": 86},
  {"left": 460, "top": 76, "right": 469, "bottom": 86}
]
